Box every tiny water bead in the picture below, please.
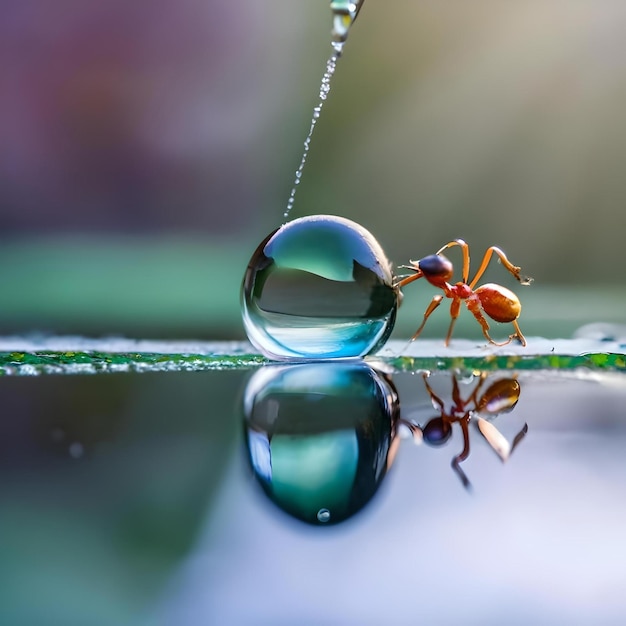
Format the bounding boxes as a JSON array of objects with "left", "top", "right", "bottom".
[{"left": 241, "top": 215, "right": 400, "bottom": 360}]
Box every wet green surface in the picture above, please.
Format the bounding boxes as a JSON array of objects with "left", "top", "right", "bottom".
[
  {"left": 1, "top": 338, "right": 625, "bottom": 375},
  {"left": 0, "top": 348, "right": 267, "bottom": 375}
]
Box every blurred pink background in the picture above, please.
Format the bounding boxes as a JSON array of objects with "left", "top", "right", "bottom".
[{"left": 1, "top": 1, "right": 625, "bottom": 337}]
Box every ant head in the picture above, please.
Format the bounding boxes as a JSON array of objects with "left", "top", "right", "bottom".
[
  {"left": 418, "top": 254, "right": 454, "bottom": 284},
  {"left": 422, "top": 416, "right": 452, "bottom": 446}
]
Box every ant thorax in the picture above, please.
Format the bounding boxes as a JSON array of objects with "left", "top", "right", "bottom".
[{"left": 450, "top": 282, "right": 473, "bottom": 299}]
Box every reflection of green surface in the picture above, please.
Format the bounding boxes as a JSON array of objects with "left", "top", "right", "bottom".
[
  {"left": 387, "top": 352, "right": 626, "bottom": 373},
  {"left": 0, "top": 369, "right": 243, "bottom": 625},
  {"left": 1, "top": 338, "right": 625, "bottom": 374}
]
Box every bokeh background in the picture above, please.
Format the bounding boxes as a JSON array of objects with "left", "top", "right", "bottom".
[
  {"left": 3, "top": 6, "right": 626, "bottom": 623},
  {"left": 2, "top": 0, "right": 626, "bottom": 341}
]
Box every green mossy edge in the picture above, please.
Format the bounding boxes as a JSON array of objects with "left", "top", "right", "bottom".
[
  {"left": 384, "top": 351, "right": 626, "bottom": 373},
  {"left": 0, "top": 350, "right": 624, "bottom": 376},
  {"left": 0, "top": 350, "right": 267, "bottom": 375}
]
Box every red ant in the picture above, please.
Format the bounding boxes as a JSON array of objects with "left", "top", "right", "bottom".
[
  {"left": 399, "top": 373, "right": 528, "bottom": 489},
  {"left": 395, "top": 239, "right": 532, "bottom": 347}
]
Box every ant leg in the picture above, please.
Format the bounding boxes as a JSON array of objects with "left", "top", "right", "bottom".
[
  {"left": 468, "top": 372, "right": 488, "bottom": 406},
  {"left": 511, "top": 320, "right": 528, "bottom": 347},
  {"left": 423, "top": 373, "right": 446, "bottom": 412},
  {"left": 409, "top": 295, "right": 443, "bottom": 341},
  {"left": 395, "top": 270, "right": 423, "bottom": 289},
  {"left": 451, "top": 418, "right": 472, "bottom": 490},
  {"left": 466, "top": 300, "right": 513, "bottom": 347},
  {"left": 395, "top": 418, "right": 422, "bottom": 441},
  {"left": 451, "top": 375, "right": 462, "bottom": 408},
  {"left": 444, "top": 297, "right": 462, "bottom": 347},
  {"left": 511, "top": 422, "right": 528, "bottom": 455},
  {"left": 388, "top": 420, "right": 423, "bottom": 468},
  {"left": 436, "top": 239, "right": 470, "bottom": 283},
  {"left": 476, "top": 419, "right": 528, "bottom": 462},
  {"left": 468, "top": 246, "right": 532, "bottom": 290}
]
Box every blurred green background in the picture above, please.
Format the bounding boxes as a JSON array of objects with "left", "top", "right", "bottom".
[{"left": 2, "top": 0, "right": 625, "bottom": 341}]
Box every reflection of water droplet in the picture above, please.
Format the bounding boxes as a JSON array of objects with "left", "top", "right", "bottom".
[
  {"left": 68, "top": 442, "right": 84, "bottom": 459},
  {"left": 243, "top": 363, "right": 399, "bottom": 525},
  {"left": 241, "top": 215, "right": 399, "bottom": 360},
  {"left": 248, "top": 430, "right": 272, "bottom": 481}
]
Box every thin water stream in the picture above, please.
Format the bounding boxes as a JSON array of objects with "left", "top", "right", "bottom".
[
  {"left": 284, "top": 47, "right": 342, "bottom": 220},
  {"left": 284, "top": 1, "right": 365, "bottom": 220}
]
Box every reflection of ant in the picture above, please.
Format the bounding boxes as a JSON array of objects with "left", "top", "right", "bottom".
[
  {"left": 395, "top": 239, "right": 532, "bottom": 347},
  {"left": 398, "top": 373, "right": 528, "bottom": 489}
]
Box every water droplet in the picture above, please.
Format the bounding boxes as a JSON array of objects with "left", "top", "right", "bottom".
[
  {"left": 241, "top": 215, "right": 399, "bottom": 360},
  {"left": 330, "top": 1, "right": 363, "bottom": 45},
  {"left": 317, "top": 508, "right": 331, "bottom": 523},
  {"left": 331, "top": 40, "right": 345, "bottom": 55}
]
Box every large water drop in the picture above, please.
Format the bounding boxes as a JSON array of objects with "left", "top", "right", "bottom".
[{"left": 241, "top": 215, "right": 399, "bottom": 360}]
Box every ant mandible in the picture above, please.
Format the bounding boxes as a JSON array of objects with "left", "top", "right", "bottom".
[{"left": 395, "top": 239, "right": 533, "bottom": 347}]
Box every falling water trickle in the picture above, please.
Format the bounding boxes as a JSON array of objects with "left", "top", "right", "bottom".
[{"left": 283, "top": 1, "right": 365, "bottom": 221}]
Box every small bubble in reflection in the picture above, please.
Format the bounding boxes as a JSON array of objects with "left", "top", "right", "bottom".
[
  {"left": 317, "top": 508, "right": 331, "bottom": 523},
  {"left": 68, "top": 442, "right": 84, "bottom": 459}
]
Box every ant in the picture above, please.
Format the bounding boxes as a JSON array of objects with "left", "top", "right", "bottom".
[
  {"left": 399, "top": 373, "right": 528, "bottom": 489},
  {"left": 395, "top": 239, "right": 532, "bottom": 347}
]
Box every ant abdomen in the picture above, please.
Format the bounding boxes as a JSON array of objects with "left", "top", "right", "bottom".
[
  {"left": 475, "top": 284, "right": 521, "bottom": 323},
  {"left": 475, "top": 379, "right": 521, "bottom": 415}
]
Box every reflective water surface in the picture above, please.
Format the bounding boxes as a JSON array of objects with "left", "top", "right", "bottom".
[{"left": 1, "top": 366, "right": 626, "bottom": 624}]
